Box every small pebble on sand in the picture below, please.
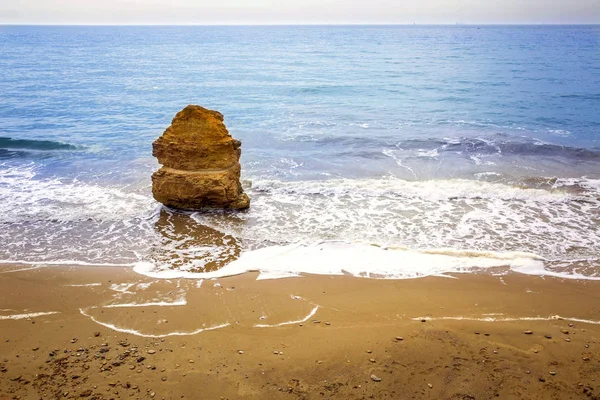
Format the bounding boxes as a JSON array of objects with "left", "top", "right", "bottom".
[
  {"left": 148, "top": 350, "right": 156, "bottom": 354},
  {"left": 428, "top": 383, "right": 433, "bottom": 388},
  {"left": 395, "top": 337, "right": 404, "bottom": 341},
  {"left": 238, "top": 350, "right": 244, "bottom": 355},
  {"left": 371, "top": 374, "right": 382, "bottom": 382},
  {"left": 545, "top": 334, "right": 552, "bottom": 339},
  {"left": 369, "top": 358, "right": 376, "bottom": 363},
  {"left": 524, "top": 330, "right": 533, "bottom": 335}
]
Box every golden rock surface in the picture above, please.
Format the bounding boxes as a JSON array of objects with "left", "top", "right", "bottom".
[{"left": 152, "top": 105, "right": 250, "bottom": 210}]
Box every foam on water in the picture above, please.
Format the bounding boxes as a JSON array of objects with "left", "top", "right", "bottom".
[
  {"left": 136, "top": 282, "right": 154, "bottom": 290},
  {"left": 0, "top": 163, "right": 157, "bottom": 265},
  {"left": 0, "top": 260, "right": 135, "bottom": 268},
  {"left": 251, "top": 177, "right": 579, "bottom": 201},
  {"left": 134, "top": 241, "right": 554, "bottom": 280},
  {"left": 2, "top": 162, "right": 599, "bottom": 281},
  {"left": 0, "top": 312, "right": 60, "bottom": 320},
  {"left": 109, "top": 282, "right": 139, "bottom": 293},
  {"left": 67, "top": 283, "right": 102, "bottom": 287},
  {"left": 101, "top": 298, "right": 187, "bottom": 308},
  {"left": 194, "top": 177, "right": 600, "bottom": 261},
  {"left": 413, "top": 315, "right": 600, "bottom": 325},
  {"left": 0, "top": 163, "right": 154, "bottom": 223},
  {"left": 131, "top": 176, "right": 600, "bottom": 280},
  {"left": 0, "top": 264, "right": 49, "bottom": 274},
  {"left": 254, "top": 305, "right": 320, "bottom": 328},
  {"left": 79, "top": 308, "right": 230, "bottom": 337}
]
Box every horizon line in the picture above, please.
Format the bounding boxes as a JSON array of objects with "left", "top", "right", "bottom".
[{"left": 1, "top": 22, "right": 599, "bottom": 27}]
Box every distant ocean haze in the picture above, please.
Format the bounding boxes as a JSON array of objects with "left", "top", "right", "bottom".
[{"left": 0, "top": 25, "right": 599, "bottom": 280}]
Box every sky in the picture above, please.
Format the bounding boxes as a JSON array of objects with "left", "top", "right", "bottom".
[{"left": 1, "top": 0, "right": 599, "bottom": 25}]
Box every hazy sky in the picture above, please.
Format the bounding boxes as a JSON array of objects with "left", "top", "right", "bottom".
[{"left": 1, "top": 0, "right": 599, "bottom": 25}]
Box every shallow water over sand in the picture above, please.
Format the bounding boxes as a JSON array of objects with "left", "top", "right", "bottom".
[{"left": 0, "top": 25, "right": 599, "bottom": 279}]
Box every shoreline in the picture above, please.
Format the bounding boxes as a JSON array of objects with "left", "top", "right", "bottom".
[
  {"left": 5, "top": 241, "right": 599, "bottom": 283},
  {"left": 1, "top": 265, "right": 599, "bottom": 399}
]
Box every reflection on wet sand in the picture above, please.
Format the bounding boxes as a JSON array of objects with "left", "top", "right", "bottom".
[{"left": 148, "top": 208, "right": 242, "bottom": 273}]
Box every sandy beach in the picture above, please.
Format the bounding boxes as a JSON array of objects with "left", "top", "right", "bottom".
[
  {"left": 3, "top": 22, "right": 600, "bottom": 400},
  {"left": 1, "top": 265, "right": 598, "bottom": 399}
]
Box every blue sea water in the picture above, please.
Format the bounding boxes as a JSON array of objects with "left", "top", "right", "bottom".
[{"left": 0, "top": 25, "right": 599, "bottom": 279}]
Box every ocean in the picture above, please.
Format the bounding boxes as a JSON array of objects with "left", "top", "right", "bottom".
[{"left": 0, "top": 25, "right": 599, "bottom": 280}]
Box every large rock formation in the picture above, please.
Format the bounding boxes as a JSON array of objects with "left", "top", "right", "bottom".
[{"left": 151, "top": 105, "right": 250, "bottom": 210}]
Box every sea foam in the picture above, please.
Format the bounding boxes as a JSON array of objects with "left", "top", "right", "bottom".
[
  {"left": 135, "top": 241, "right": 549, "bottom": 280},
  {"left": 2, "top": 171, "right": 599, "bottom": 281}
]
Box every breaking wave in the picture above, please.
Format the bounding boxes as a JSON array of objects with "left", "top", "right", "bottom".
[
  {"left": 1, "top": 162, "right": 599, "bottom": 281},
  {"left": 0, "top": 137, "right": 78, "bottom": 151}
]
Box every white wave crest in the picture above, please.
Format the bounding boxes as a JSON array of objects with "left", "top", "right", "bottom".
[
  {"left": 0, "top": 164, "right": 154, "bottom": 223},
  {"left": 134, "top": 241, "right": 556, "bottom": 280}
]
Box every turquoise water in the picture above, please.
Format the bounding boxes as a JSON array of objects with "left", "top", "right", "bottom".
[{"left": 0, "top": 25, "right": 599, "bottom": 279}]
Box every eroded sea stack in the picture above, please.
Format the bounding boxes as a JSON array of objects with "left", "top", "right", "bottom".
[{"left": 151, "top": 105, "right": 250, "bottom": 210}]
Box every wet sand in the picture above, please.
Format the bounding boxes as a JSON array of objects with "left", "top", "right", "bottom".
[{"left": 0, "top": 265, "right": 599, "bottom": 399}]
